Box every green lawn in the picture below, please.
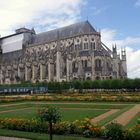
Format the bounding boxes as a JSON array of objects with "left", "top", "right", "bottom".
[
  {"left": 0, "top": 101, "right": 128, "bottom": 122},
  {"left": 0, "top": 129, "right": 103, "bottom": 140},
  {"left": 0, "top": 107, "right": 37, "bottom": 119},
  {"left": 37, "top": 103, "right": 128, "bottom": 109},
  {"left": 60, "top": 108, "right": 108, "bottom": 121},
  {"left": 0, "top": 107, "right": 108, "bottom": 121},
  {"left": 0, "top": 101, "right": 135, "bottom": 126},
  {"left": 0, "top": 103, "right": 33, "bottom": 112},
  {"left": 0, "top": 102, "right": 128, "bottom": 110}
]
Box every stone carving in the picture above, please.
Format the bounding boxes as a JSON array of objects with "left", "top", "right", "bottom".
[{"left": 0, "top": 21, "right": 127, "bottom": 84}]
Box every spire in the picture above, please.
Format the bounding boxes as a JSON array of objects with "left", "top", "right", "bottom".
[
  {"left": 112, "top": 44, "right": 117, "bottom": 53},
  {"left": 31, "top": 27, "right": 36, "bottom": 34},
  {"left": 112, "top": 44, "right": 117, "bottom": 59},
  {"left": 121, "top": 47, "right": 126, "bottom": 61}
]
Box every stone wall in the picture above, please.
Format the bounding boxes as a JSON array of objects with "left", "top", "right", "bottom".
[{"left": 0, "top": 33, "right": 127, "bottom": 84}]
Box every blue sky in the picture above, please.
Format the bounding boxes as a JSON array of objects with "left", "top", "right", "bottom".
[
  {"left": 0, "top": 0, "right": 140, "bottom": 78},
  {"left": 82, "top": 0, "right": 140, "bottom": 41}
]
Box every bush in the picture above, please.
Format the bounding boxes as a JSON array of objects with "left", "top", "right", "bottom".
[
  {"left": 1, "top": 78, "right": 140, "bottom": 93},
  {"left": 3, "top": 117, "right": 140, "bottom": 140},
  {"left": 124, "top": 119, "right": 140, "bottom": 140},
  {"left": 91, "top": 80, "right": 101, "bottom": 89},
  {"left": 0, "top": 118, "right": 101, "bottom": 138},
  {"left": 104, "top": 122, "right": 124, "bottom": 140},
  {"left": 0, "top": 118, "right": 48, "bottom": 133},
  {"left": 83, "top": 130, "right": 92, "bottom": 137}
]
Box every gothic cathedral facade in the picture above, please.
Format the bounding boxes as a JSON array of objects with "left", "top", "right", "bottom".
[{"left": 0, "top": 21, "right": 127, "bottom": 84}]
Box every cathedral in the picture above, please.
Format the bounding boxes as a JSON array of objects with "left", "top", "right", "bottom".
[{"left": 0, "top": 21, "right": 127, "bottom": 84}]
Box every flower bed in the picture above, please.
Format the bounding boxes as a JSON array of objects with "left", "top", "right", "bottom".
[
  {"left": 0, "top": 118, "right": 48, "bottom": 133},
  {"left": 1, "top": 93, "right": 140, "bottom": 103},
  {"left": 0, "top": 118, "right": 102, "bottom": 138},
  {"left": 1, "top": 117, "right": 140, "bottom": 139}
]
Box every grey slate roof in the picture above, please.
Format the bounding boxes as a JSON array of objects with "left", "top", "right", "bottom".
[{"left": 32, "top": 21, "right": 97, "bottom": 45}]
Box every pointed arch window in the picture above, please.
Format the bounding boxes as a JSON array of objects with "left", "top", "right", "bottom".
[
  {"left": 85, "top": 60, "right": 87, "bottom": 67},
  {"left": 91, "top": 42, "right": 95, "bottom": 50},
  {"left": 84, "top": 43, "right": 89, "bottom": 50},
  {"left": 95, "top": 59, "right": 102, "bottom": 68}
]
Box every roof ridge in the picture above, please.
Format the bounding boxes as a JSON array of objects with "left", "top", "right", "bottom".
[{"left": 36, "top": 20, "right": 96, "bottom": 35}]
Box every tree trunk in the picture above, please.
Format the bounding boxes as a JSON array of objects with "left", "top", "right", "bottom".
[{"left": 49, "top": 122, "right": 53, "bottom": 140}]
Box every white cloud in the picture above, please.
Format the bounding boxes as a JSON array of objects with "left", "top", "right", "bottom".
[
  {"left": 126, "top": 48, "right": 140, "bottom": 78},
  {"left": 91, "top": 6, "right": 107, "bottom": 16},
  {"left": 101, "top": 29, "right": 140, "bottom": 49},
  {"left": 135, "top": 0, "right": 140, "bottom": 6},
  {"left": 101, "top": 28, "right": 140, "bottom": 78},
  {"left": 101, "top": 29, "right": 117, "bottom": 48},
  {"left": 0, "top": 0, "right": 83, "bottom": 36}
]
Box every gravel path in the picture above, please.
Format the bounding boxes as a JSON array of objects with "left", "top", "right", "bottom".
[
  {"left": 90, "top": 109, "right": 119, "bottom": 123},
  {"left": 0, "top": 136, "right": 29, "bottom": 140},
  {"left": 109, "top": 104, "right": 140, "bottom": 126}
]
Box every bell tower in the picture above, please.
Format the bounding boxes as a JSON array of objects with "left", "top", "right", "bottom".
[
  {"left": 121, "top": 48, "right": 127, "bottom": 78},
  {"left": 121, "top": 48, "right": 126, "bottom": 61}
]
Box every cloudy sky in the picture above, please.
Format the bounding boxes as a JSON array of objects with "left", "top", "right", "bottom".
[{"left": 0, "top": 0, "right": 140, "bottom": 78}]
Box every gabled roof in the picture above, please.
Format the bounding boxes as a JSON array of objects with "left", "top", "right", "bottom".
[
  {"left": 33, "top": 20, "right": 97, "bottom": 44},
  {"left": 0, "top": 32, "right": 23, "bottom": 40}
]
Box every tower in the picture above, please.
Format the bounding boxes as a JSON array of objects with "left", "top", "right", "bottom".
[
  {"left": 112, "top": 44, "right": 117, "bottom": 59},
  {"left": 121, "top": 48, "right": 127, "bottom": 78},
  {"left": 112, "top": 44, "right": 119, "bottom": 78},
  {"left": 121, "top": 48, "right": 126, "bottom": 61}
]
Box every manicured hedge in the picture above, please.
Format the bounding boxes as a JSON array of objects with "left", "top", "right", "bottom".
[{"left": 0, "top": 78, "right": 140, "bottom": 92}]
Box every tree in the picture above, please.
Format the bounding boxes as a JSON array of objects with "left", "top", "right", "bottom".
[
  {"left": 61, "top": 81, "right": 71, "bottom": 90},
  {"left": 133, "top": 78, "right": 140, "bottom": 89},
  {"left": 83, "top": 80, "right": 92, "bottom": 89},
  {"left": 73, "top": 80, "right": 83, "bottom": 93},
  {"left": 38, "top": 107, "right": 61, "bottom": 140},
  {"left": 91, "top": 80, "right": 101, "bottom": 89},
  {"left": 110, "top": 79, "right": 122, "bottom": 89},
  {"left": 122, "top": 79, "right": 132, "bottom": 89}
]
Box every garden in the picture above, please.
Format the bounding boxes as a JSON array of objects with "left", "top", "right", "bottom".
[
  {"left": 0, "top": 78, "right": 140, "bottom": 139},
  {"left": 0, "top": 100, "right": 140, "bottom": 140}
]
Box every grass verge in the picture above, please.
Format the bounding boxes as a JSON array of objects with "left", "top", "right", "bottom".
[
  {"left": 125, "top": 112, "right": 140, "bottom": 128},
  {"left": 0, "top": 103, "right": 33, "bottom": 112},
  {"left": 0, "top": 129, "right": 102, "bottom": 140}
]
